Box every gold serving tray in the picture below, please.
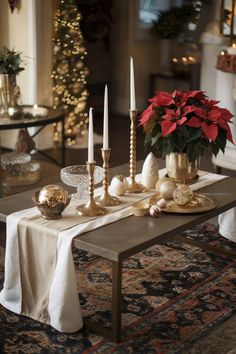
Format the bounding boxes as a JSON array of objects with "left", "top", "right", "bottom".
[{"left": 150, "top": 193, "right": 217, "bottom": 214}]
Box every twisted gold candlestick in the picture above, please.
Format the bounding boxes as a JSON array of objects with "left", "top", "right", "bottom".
[
  {"left": 76, "top": 162, "right": 106, "bottom": 216},
  {"left": 127, "top": 110, "right": 145, "bottom": 193},
  {"left": 96, "top": 149, "right": 120, "bottom": 206}
]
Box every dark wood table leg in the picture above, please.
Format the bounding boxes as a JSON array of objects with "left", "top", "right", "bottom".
[
  {"left": 111, "top": 260, "right": 122, "bottom": 342},
  {"left": 83, "top": 260, "right": 123, "bottom": 342},
  {"left": 213, "top": 164, "right": 222, "bottom": 175}
]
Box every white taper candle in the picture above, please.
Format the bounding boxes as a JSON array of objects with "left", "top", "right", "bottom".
[
  {"left": 88, "top": 107, "right": 94, "bottom": 163},
  {"left": 130, "top": 57, "right": 136, "bottom": 111},
  {"left": 103, "top": 84, "right": 109, "bottom": 149}
]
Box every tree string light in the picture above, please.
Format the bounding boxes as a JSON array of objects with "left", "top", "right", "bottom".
[{"left": 51, "top": 0, "right": 89, "bottom": 145}]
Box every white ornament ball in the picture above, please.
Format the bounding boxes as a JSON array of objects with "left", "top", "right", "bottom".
[
  {"left": 149, "top": 205, "right": 161, "bottom": 218},
  {"left": 159, "top": 180, "right": 177, "bottom": 199},
  {"left": 110, "top": 175, "right": 128, "bottom": 196},
  {"left": 173, "top": 184, "right": 193, "bottom": 205}
]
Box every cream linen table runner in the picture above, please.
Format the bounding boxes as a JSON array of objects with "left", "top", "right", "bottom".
[{"left": 0, "top": 170, "right": 228, "bottom": 333}]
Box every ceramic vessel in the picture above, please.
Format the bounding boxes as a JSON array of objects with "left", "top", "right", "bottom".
[{"left": 141, "top": 152, "right": 159, "bottom": 189}]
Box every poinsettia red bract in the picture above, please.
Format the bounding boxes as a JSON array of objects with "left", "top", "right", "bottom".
[{"left": 140, "top": 89, "right": 234, "bottom": 161}]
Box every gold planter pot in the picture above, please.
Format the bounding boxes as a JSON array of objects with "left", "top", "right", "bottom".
[{"left": 165, "top": 152, "right": 200, "bottom": 182}]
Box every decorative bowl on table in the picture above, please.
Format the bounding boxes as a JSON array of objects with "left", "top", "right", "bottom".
[
  {"left": 60, "top": 165, "right": 103, "bottom": 202},
  {"left": 32, "top": 184, "right": 71, "bottom": 219},
  {"left": 1, "top": 151, "right": 41, "bottom": 187}
]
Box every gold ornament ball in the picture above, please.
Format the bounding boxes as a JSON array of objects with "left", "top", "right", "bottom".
[
  {"left": 159, "top": 180, "right": 177, "bottom": 199},
  {"left": 38, "top": 184, "right": 69, "bottom": 207},
  {"left": 173, "top": 184, "right": 193, "bottom": 206}
]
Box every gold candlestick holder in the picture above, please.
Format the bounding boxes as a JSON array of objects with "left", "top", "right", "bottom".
[
  {"left": 127, "top": 110, "right": 145, "bottom": 193},
  {"left": 76, "top": 162, "right": 106, "bottom": 216},
  {"left": 96, "top": 148, "right": 120, "bottom": 206}
]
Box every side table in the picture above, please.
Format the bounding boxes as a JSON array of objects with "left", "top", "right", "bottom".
[{"left": 0, "top": 106, "right": 65, "bottom": 167}]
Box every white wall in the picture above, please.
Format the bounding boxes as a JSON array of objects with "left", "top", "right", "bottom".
[
  {"left": 0, "top": 0, "right": 53, "bottom": 150},
  {"left": 110, "top": 0, "right": 161, "bottom": 114}
]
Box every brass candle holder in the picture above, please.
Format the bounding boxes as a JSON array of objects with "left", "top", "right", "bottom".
[
  {"left": 96, "top": 148, "right": 120, "bottom": 206},
  {"left": 127, "top": 110, "right": 145, "bottom": 193},
  {"left": 76, "top": 161, "right": 106, "bottom": 216}
]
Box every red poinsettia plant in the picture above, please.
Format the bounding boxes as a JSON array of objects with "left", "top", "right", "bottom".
[{"left": 140, "top": 90, "right": 234, "bottom": 161}]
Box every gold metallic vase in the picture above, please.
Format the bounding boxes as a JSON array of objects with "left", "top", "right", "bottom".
[{"left": 165, "top": 152, "right": 199, "bottom": 182}]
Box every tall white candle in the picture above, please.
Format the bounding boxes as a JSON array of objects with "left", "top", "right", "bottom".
[
  {"left": 130, "top": 57, "right": 136, "bottom": 111},
  {"left": 103, "top": 84, "right": 109, "bottom": 149},
  {"left": 88, "top": 107, "right": 94, "bottom": 163}
]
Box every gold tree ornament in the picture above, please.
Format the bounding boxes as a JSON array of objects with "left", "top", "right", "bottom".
[{"left": 52, "top": 0, "right": 89, "bottom": 145}]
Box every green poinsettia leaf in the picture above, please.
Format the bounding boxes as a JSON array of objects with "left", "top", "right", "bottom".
[
  {"left": 215, "top": 128, "right": 227, "bottom": 153},
  {"left": 155, "top": 138, "right": 173, "bottom": 157},
  {"left": 185, "top": 127, "right": 202, "bottom": 143},
  {"left": 154, "top": 140, "right": 162, "bottom": 157},
  {"left": 162, "top": 137, "right": 174, "bottom": 157},
  {"left": 171, "top": 126, "right": 189, "bottom": 152},
  {"left": 173, "top": 134, "right": 186, "bottom": 152},
  {"left": 187, "top": 141, "right": 205, "bottom": 161},
  {"left": 151, "top": 131, "right": 162, "bottom": 146},
  {"left": 211, "top": 142, "right": 220, "bottom": 157}
]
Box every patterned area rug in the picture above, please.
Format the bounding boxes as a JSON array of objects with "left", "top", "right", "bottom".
[{"left": 0, "top": 223, "right": 236, "bottom": 353}]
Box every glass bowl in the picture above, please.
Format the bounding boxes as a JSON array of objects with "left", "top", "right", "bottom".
[{"left": 60, "top": 165, "right": 103, "bottom": 201}]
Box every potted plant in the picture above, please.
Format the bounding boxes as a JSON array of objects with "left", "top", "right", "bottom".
[
  {"left": 0, "top": 47, "right": 25, "bottom": 113},
  {"left": 140, "top": 90, "right": 234, "bottom": 181}
]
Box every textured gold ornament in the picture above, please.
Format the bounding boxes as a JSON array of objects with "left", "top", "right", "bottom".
[
  {"left": 33, "top": 184, "right": 71, "bottom": 219},
  {"left": 172, "top": 184, "right": 193, "bottom": 205},
  {"left": 127, "top": 110, "right": 145, "bottom": 193}
]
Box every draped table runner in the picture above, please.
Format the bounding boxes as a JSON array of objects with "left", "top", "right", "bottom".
[{"left": 0, "top": 170, "right": 228, "bottom": 333}]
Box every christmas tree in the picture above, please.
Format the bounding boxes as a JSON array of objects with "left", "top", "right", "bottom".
[{"left": 52, "top": 0, "right": 89, "bottom": 145}]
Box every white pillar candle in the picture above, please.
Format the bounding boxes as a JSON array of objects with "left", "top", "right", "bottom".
[
  {"left": 103, "top": 84, "right": 109, "bottom": 149},
  {"left": 130, "top": 57, "right": 136, "bottom": 111},
  {"left": 88, "top": 107, "right": 94, "bottom": 163},
  {"left": 227, "top": 43, "right": 236, "bottom": 55}
]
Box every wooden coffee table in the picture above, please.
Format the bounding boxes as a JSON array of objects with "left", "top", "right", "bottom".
[{"left": 0, "top": 165, "right": 236, "bottom": 342}]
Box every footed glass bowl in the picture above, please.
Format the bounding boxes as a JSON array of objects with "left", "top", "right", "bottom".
[{"left": 60, "top": 165, "right": 103, "bottom": 201}]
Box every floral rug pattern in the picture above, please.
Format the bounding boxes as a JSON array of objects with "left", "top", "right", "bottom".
[{"left": 0, "top": 223, "right": 236, "bottom": 353}]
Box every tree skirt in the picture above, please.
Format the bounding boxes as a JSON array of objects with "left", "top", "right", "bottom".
[{"left": 0, "top": 223, "right": 236, "bottom": 353}]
